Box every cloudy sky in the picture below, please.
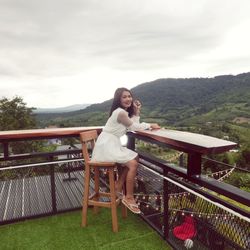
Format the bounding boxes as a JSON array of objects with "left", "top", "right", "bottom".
[{"left": 1, "top": 0, "right": 250, "bottom": 108}]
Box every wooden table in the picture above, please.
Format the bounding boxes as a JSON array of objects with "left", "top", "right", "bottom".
[
  {"left": 0, "top": 127, "right": 102, "bottom": 140},
  {"left": 0, "top": 127, "right": 102, "bottom": 160},
  {"left": 0, "top": 127, "right": 237, "bottom": 176},
  {"left": 131, "top": 129, "right": 237, "bottom": 176}
]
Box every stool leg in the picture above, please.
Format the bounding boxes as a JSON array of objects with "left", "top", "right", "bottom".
[
  {"left": 109, "top": 168, "right": 118, "bottom": 232},
  {"left": 81, "top": 165, "right": 90, "bottom": 227},
  {"left": 93, "top": 167, "right": 100, "bottom": 214}
]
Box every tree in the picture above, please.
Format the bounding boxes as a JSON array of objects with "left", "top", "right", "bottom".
[
  {"left": 0, "top": 96, "right": 37, "bottom": 155},
  {"left": 237, "top": 144, "right": 250, "bottom": 170},
  {"left": 0, "top": 96, "right": 36, "bottom": 131},
  {"left": 0, "top": 97, "right": 56, "bottom": 180}
]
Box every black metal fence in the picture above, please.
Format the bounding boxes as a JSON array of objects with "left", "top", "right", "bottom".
[
  {"left": 0, "top": 132, "right": 249, "bottom": 250},
  {"left": 136, "top": 163, "right": 250, "bottom": 250}
]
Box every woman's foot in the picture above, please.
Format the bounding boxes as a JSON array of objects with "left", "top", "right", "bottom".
[{"left": 122, "top": 196, "right": 141, "bottom": 214}]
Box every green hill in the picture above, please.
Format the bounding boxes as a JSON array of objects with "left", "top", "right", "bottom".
[{"left": 35, "top": 72, "right": 250, "bottom": 128}]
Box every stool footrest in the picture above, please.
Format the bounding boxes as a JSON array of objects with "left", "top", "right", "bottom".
[
  {"left": 89, "top": 191, "right": 117, "bottom": 199},
  {"left": 88, "top": 198, "right": 120, "bottom": 208},
  {"left": 99, "top": 191, "right": 112, "bottom": 197}
]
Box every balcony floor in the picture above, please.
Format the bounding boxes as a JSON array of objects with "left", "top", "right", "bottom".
[{"left": 0, "top": 171, "right": 88, "bottom": 222}]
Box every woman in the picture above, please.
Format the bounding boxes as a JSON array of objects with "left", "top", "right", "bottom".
[{"left": 91, "top": 87, "right": 160, "bottom": 214}]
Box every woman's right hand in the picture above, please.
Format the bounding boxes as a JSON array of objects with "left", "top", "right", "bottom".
[
  {"left": 150, "top": 123, "right": 161, "bottom": 130},
  {"left": 133, "top": 99, "right": 142, "bottom": 116}
]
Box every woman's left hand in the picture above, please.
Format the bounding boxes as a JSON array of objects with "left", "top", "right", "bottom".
[{"left": 150, "top": 123, "right": 161, "bottom": 130}]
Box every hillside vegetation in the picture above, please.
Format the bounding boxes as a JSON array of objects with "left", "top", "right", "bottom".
[{"left": 36, "top": 72, "right": 250, "bottom": 129}]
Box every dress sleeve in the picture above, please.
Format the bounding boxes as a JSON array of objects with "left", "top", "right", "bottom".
[{"left": 117, "top": 110, "right": 150, "bottom": 130}]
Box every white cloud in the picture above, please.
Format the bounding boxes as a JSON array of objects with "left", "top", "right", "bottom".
[{"left": 0, "top": 0, "right": 249, "bottom": 107}]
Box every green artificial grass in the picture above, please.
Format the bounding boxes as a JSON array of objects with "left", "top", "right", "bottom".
[{"left": 0, "top": 208, "right": 171, "bottom": 250}]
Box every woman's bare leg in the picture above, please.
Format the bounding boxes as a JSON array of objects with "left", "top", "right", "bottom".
[
  {"left": 121, "top": 158, "right": 140, "bottom": 213},
  {"left": 115, "top": 167, "right": 128, "bottom": 193},
  {"left": 124, "top": 159, "right": 138, "bottom": 199}
]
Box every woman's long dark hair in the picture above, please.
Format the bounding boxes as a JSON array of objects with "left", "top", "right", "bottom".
[{"left": 109, "top": 87, "right": 134, "bottom": 117}]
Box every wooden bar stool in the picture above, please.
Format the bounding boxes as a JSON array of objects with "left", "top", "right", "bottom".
[{"left": 80, "top": 130, "right": 127, "bottom": 232}]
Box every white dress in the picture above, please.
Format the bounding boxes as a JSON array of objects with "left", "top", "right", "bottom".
[{"left": 91, "top": 107, "right": 150, "bottom": 164}]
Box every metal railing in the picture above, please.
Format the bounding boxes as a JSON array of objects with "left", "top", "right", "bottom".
[
  {"left": 0, "top": 128, "right": 249, "bottom": 250},
  {"left": 127, "top": 132, "right": 250, "bottom": 250}
]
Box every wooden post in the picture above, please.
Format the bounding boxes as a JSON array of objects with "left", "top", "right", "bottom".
[
  {"left": 163, "top": 168, "right": 169, "bottom": 239},
  {"left": 187, "top": 152, "right": 202, "bottom": 176},
  {"left": 127, "top": 134, "right": 135, "bottom": 151},
  {"left": 49, "top": 156, "right": 57, "bottom": 214},
  {"left": 3, "top": 142, "right": 9, "bottom": 160}
]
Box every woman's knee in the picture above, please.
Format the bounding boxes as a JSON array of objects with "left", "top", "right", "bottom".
[
  {"left": 134, "top": 155, "right": 139, "bottom": 161},
  {"left": 127, "top": 159, "right": 138, "bottom": 170}
]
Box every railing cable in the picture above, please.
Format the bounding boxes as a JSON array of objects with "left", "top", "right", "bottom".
[
  {"left": 0, "top": 158, "right": 83, "bottom": 171},
  {"left": 139, "top": 164, "right": 250, "bottom": 223}
]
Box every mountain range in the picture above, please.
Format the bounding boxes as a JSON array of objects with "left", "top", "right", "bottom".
[
  {"left": 35, "top": 72, "right": 250, "bottom": 129},
  {"left": 34, "top": 104, "right": 91, "bottom": 113}
]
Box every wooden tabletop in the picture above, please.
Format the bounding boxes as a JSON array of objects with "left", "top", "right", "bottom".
[
  {"left": 0, "top": 127, "right": 103, "bottom": 140},
  {"left": 136, "top": 129, "right": 237, "bottom": 154},
  {"left": 0, "top": 127, "right": 237, "bottom": 155}
]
